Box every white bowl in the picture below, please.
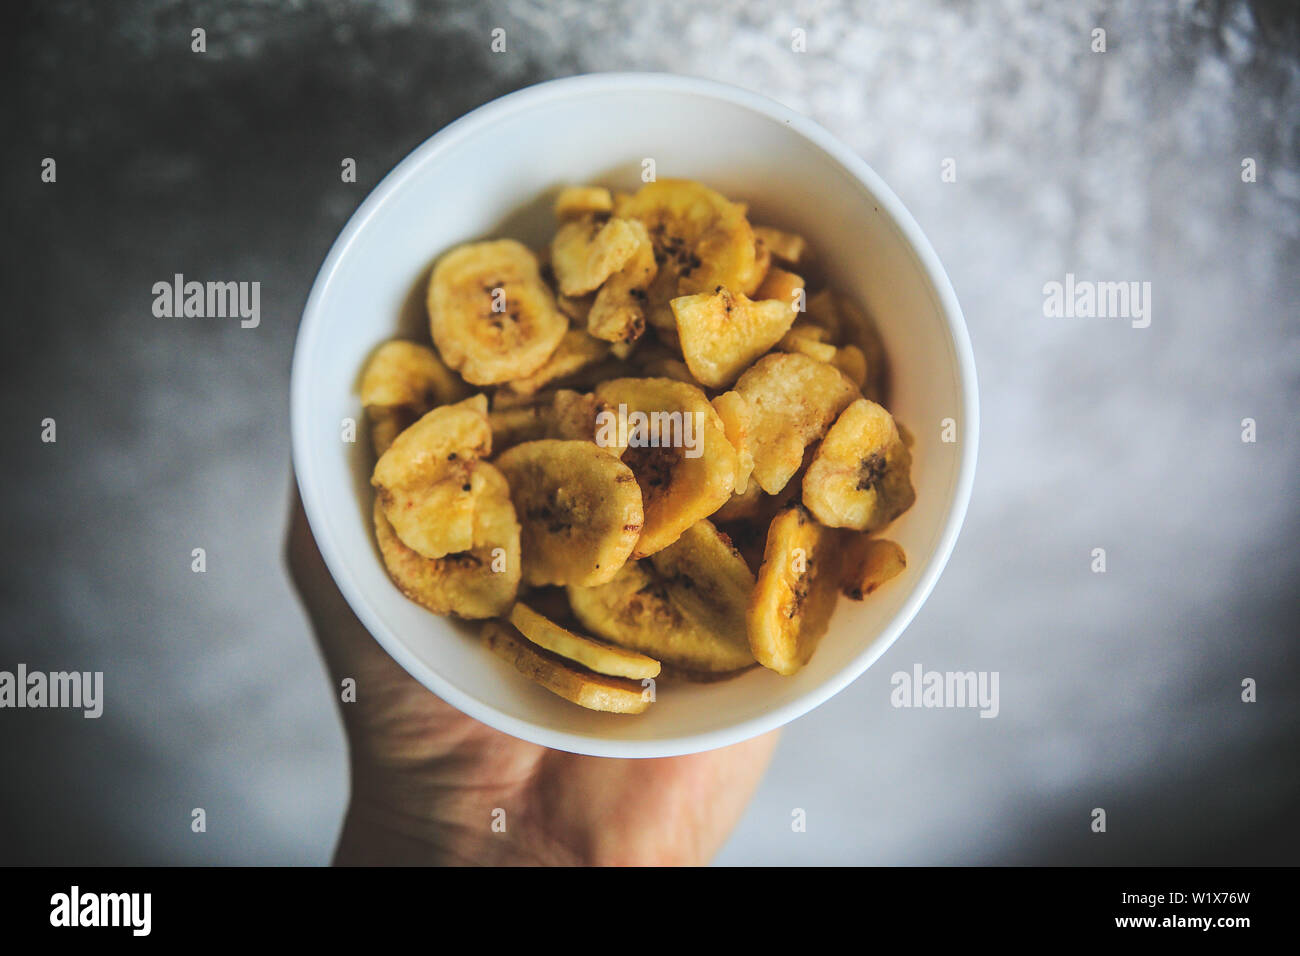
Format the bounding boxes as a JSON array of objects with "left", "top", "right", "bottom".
[{"left": 292, "top": 73, "right": 978, "bottom": 758}]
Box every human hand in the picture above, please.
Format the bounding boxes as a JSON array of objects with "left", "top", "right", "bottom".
[{"left": 286, "top": 492, "right": 779, "bottom": 866}]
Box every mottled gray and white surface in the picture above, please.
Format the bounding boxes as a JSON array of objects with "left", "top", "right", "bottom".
[{"left": 2, "top": 0, "right": 1297, "bottom": 864}]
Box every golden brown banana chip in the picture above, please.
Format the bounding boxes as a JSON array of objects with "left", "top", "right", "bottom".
[
  {"left": 753, "top": 226, "right": 807, "bottom": 266},
  {"left": 776, "top": 327, "right": 837, "bottom": 363},
  {"left": 371, "top": 395, "right": 492, "bottom": 559},
  {"left": 831, "top": 344, "right": 869, "bottom": 389},
  {"left": 734, "top": 352, "right": 859, "bottom": 495},
  {"left": 547, "top": 389, "right": 606, "bottom": 442},
  {"left": 488, "top": 403, "right": 550, "bottom": 451},
  {"left": 428, "top": 239, "right": 568, "bottom": 385},
  {"left": 802, "top": 398, "right": 915, "bottom": 531},
  {"left": 594, "top": 377, "right": 737, "bottom": 557},
  {"left": 551, "top": 216, "right": 642, "bottom": 297},
  {"left": 360, "top": 340, "right": 472, "bottom": 456},
  {"left": 617, "top": 179, "right": 757, "bottom": 333},
  {"left": 587, "top": 219, "right": 656, "bottom": 346},
  {"left": 754, "top": 266, "right": 805, "bottom": 309},
  {"left": 373, "top": 470, "right": 520, "bottom": 619},
  {"left": 740, "top": 233, "right": 771, "bottom": 296},
  {"left": 711, "top": 390, "right": 755, "bottom": 495},
  {"left": 482, "top": 620, "right": 650, "bottom": 714},
  {"left": 504, "top": 329, "right": 610, "bottom": 396},
  {"left": 554, "top": 185, "right": 613, "bottom": 221},
  {"left": 495, "top": 440, "right": 643, "bottom": 587},
  {"left": 671, "top": 287, "right": 798, "bottom": 389},
  {"left": 567, "top": 560, "right": 755, "bottom": 676},
  {"left": 746, "top": 504, "right": 839, "bottom": 675},
  {"left": 509, "top": 603, "right": 660, "bottom": 680},
  {"left": 840, "top": 535, "right": 906, "bottom": 600},
  {"left": 648, "top": 518, "right": 756, "bottom": 657}
]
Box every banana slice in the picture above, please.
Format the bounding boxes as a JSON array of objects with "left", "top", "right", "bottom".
[
  {"left": 840, "top": 535, "right": 906, "bottom": 600},
  {"left": 371, "top": 395, "right": 492, "bottom": 559},
  {"left": 567, "top": 560, "right": 755, "bottom": 677},
  {"left": 830, "top": 344, "right": 868, "bottom": 389},
  {"left": 648, "top": 518, "right": 756, "bottom": 659},
  {"left": 802, "top": 398, "right": 915, "bottom": 531},
  {"left": 503, "top": 329, "right": 610, "bottom": 396},
  {"left": 734, "top": 352, "right": 859, "bottom": 495},
  {"left": 488, "top": 403, "right": 550, "bottom": 452},
  {"left": 428, "top": 239, "right": 568, "bottom": 385},
  {"left": 587, "top": 219, "right": 656, "bottom": 346},
  {"left": 617, "top": 179, "right": 758, "bottom": 334},
  {"left": 740, "top": 233, "right": 771, "bottom": 296},
  {"left": 671, "top": 287, "right": 798, "bottom": 388},
  {"left": 754, "top": 266, "right": 805, "bottom": 310},
  {"left": 494, "top": 439, "right": 644, "bottom": 586},
  {"left": 776, "top": 327, "right": 837, "bottom": 363},
  {"left": 551, "top": 216, "right": 642, "bottom": 297},
  {"left": 360, "top": 340, "right": 472, "bottom": 456},
  {"left": 509, "top": 603, "right": 660, "bottom": 680},
  {"left": 373, "top": 466, "right": 520, "bottom": 619},
  {"left": 746, "top": 504, "right": 839, "bottom": 675},
  {"left": 753, "top": 226, "right": 807, "bottom": 266},
  {"left": 554, "top": 185, "right": 613, "bottom": 221},
  {"left": 546, "top": 389, "right": 603, "bottom": 442},
  {"left": 482, "top": 620, "right": 650, "bottom": 714},
  {"left": 594, "top": 377, "right": 737, "bottom": 557},
  {"left": 711, "top": 390, "right": 755, "bottom": 495}
]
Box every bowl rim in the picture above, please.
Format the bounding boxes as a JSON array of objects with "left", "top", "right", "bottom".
[{"left": 291, "top": 71, "right": 980, "bottom": 758}]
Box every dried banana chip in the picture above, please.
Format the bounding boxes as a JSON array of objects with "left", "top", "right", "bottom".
[
  {"left": 360, "top": 340, "right": 471, "bottom": 456},
  {"left": 594, "top": 377, "right": 737, "bottom": 557},
  {"left": 567, "top": 559, "right": 755, "bottom": 677},
  {"left": 551, "top": 216, "right": 642, "bottom": 297},
  {"left": 734, "top": 352, "right": 858, "bottom": 495},
  {"left": 753, "top": 226, "right": 807, "bottom": 265},
  {"left": 504, "top": 329, "right": 610, "bottom": 396},
  {"left": 495, "top": 439, "right": 643, "bottom": 587},
  {"left": 802, "top": 398, "right": 915, "bottom": 531},
  {"left": 587, "top": 219, "right": 656, "bottom": 346},
  {"left": 671, "top": 286, "right": 798, "bottom": 389},
  {"left": 482, "top": 620, "right": 650, "bottom": 714},
  {"left": 554, "top": 185, "right": 614, "bottom": 221},
  {"left": 371, "top": 395, "right": 492, "bottom": 559},
  {"left": 746, "top": 504, "right": 838, "bottom": 675},
  {"left": 508, "top": 603, "right": 660, "bottom": 680},
  {"left": 754, "top": 266, "right": 805, "bottom": 309},
  {"left": 711, "top": 390, "right": 755, "bottom": 495},
  {"left": 617, "top": 179, "right": 757, "bottom": 333},
  {"left": 648, "top": 519, "right": 755, "bottom": 661},
  {"left": 840, "top": 535, "right": 906, "bottom": 600},
  {"left": 776, "top": 328, "right": 837, "bottom": 363},
  {"left": 428, "top": 239, "right": 568, "bottom": 385},
  {"left": 373, "top": 470, "right": 520, "bottom": 619}
]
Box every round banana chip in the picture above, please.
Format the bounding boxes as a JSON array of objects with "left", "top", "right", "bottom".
[
  {"left": 503, "top": 329, "right": 610, "bottom": 397},
  {"left": 550, "top": 216, "right": 643, "bottom": 297},
  {"left": 711, "top": 390, "right": 755, "bottom": 495},
  {"left": 746, "top": 504, "right": 839, "bottom": 675},
  {"left": 617, "top": 179, "right": 757, "bottom": 334},
  {"left": 648, "top": 519, "right": 756, "bottom": 658},
  {"left": 587, "top": 219, "right": 656, "bottom": 346},
  {"left": 371, "top": 395, "right": 492, "bottom": 560},
  {"left": 508, "top": 603, "right": 660, "bottom": 680},
  {"left": 554, "top": 185, "right": 614, "bottom": 221},
  {"left": 593, "top": 377, "right": 737, "bottom": 557},
  {"left": 733, "top": 352, "right": 859, "bottom": 495},
  {"left": 373, "top": 469, "right": 520, "bottom": 619},
  {"left": 360, "top": 340, "right": 471, "bottom": 456},
  {"left": 802, "top": 398, "right": 915, "bottom": 532},
  {"left": 494, "top": 439, "right": 644, "bottom": 587},
  {"left": 567, "top": 558, "right": 755, "bottom": 677},
  {"left": 427, "top": 239, "right": 568, "bottom": 385},
  {"left": 839, "top": 535, "right": 907, "bottom": 600},
  {"left": 482, "top": 620, "right": 650, "bottom": 714}
]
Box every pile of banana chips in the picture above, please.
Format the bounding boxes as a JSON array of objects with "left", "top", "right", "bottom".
[{"left": 360, "top": 179, "right": 915, "bottom": 713}]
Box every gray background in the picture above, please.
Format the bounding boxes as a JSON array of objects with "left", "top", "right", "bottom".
[{"left": 2, "top": 0, "right": 1297, "bottom": 865}]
